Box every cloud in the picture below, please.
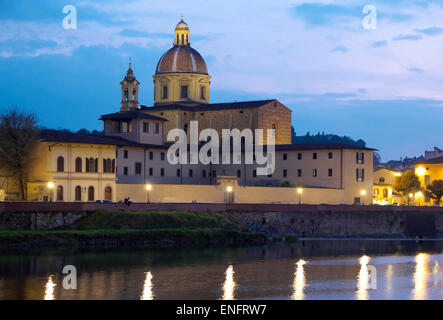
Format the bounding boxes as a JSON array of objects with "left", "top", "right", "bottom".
[
  {"left": 371, "top": 40, "right": 388, "bottom": 48},
  {"left": 291, "top": 3, "right": 361, "bottom": 27},
  {"left": 332, "top": 45, "right": 347, "bottom": 53},
  {"left": 408, "top": 67, "right": 425, "bottom": 74},
  {"left": 415, "top": 26, "right": 443, "bottom": 36},
  {"left": 392, "top": 34, "right": 422, "bottom": 41}
]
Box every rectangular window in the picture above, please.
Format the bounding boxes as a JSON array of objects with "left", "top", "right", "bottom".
[
  {"left": 268, "top": 173, "right": 272, "bottom": 178},
  {"left": 177, "top": 169, "right": 181, "bottom": 177},
  {"left": 237, "top": 170, "right": 241, "bottom": 178},
  {"left": 181, "top": 85, "right": 188, "bottom": 99},
  {"left": 160, "top": 152, "right": 165, "bottom": 161},
  {"left": 297, "top": 169, "right": 302, "bottom": 177},
  {"left": 425, "top": 175, "right": 431, "bottom": 186},
  {"left": 313, "top": 169, "right": 318, "bottom": 177},
  {"left": 135, "top": 162, "right": 142, "bottom": 175},
  {"left": 149, "top": 152, "right": 154, "bottom": 160},
  {"left": 213, "top": 170, "right": 216, "bottom": 178},
  {"left": 253, "top": 170, "right": 257, "bottom": 178},
  {"left": 328, "top": 152, "right": 333, "bottom": 159},
  {"left": 283, "top": 153, "right": 288, "bottom": 160},
  {"left": 356, "top": 168, "right": 365, "bottom": 182},
  {"left": 313, "top": 153, "right": 317, "bottom": 160},
  {"left": 328, "top": 168, "right": 333, "bottom": 177},
  {"left": 124, "top": 167, "right": 128, "bottom": 176},
  {"left": 162, "top": 86, "right": 168, "bottom": 99},
  {"left": 202, "top": 170, "right": 206, "bottom": 178},
  {"left": 155, "top": 123, "right": 160, "bottom": 134},
  {"left": 124, "top": 150, "right": 128, "bottom": 159},
  {"left": 283, "top": 169, "right": 287, "bottom": 177},
  {"left": 149, "top": 168, "right": 153, "bottom": 176},
  {"left": 383, "top": 189, "right": 388, "bottom": 198},
  {"left": 200, "top": 86, "right": 205, "bottom": 100},
  {"left": 160, "top": 168, "right": 165, "bottom": 177},
  {"left": 189, "top": 169, "right": 193, "bottom": 177},
  {"left": 356, "top": 152, "right": 365, "bottom": 164},
  {"left": 143, "top": 122, "right": 149, "bottom": 133},
  {"left": 297, "top": 153, "right": 302, "bottom": 160}
]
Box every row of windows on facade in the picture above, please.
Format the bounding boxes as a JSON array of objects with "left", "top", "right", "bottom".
[
  {"left": 161, "top": 85, "right": 206, "bottom": 100},
  {"left": 118, "top": 150, "right": 366, "bottom": 165},
  {"left": 56, "top": 157, "right": 115, "bottom": 173},
  {"left": 55, "top": 185, "right": 112, "bottom": 201},
  {"left": 117, "top": 121, "right": 160, "bottom": 134},
  {"left": 119, "top": 165, "right": 365, "bottom": 181}
]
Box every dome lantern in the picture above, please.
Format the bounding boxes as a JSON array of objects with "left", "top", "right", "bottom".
[{"left": 174, "top": 16, "right": 190, "bottom": 46}]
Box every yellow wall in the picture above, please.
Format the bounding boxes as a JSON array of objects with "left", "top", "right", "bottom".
[{"left": 415, "top": 163, "right": 443, "bottom": 205}]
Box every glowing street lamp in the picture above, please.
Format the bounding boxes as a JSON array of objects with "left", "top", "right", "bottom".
[
  {"left": 47, "top": 182, "right": 54, "bottom": 202},
  {"left": 297, "top": 187, "right": 303, "bottom": 205},
  {"left": 416, "top": 166, "right": 426, "bottom": 176},
  {"left": 361, "top": 190, "right": 367, "bottom": 205},
  {"left": 145, "top": 184, "right": 152, "bottom": 203},
  {"left": 416, "top": 191, "right": 423, "bottom": 206},
  {"left": 226, "top": 186, "right": 233, "bottom": 203}
]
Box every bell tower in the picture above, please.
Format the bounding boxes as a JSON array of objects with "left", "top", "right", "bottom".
[{"left": 120, "top": 60, "right": 140, "bottom": 111}]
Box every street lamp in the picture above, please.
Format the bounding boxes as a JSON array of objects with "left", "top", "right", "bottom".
[
  {"left": 226, "top": 186, "right": 233, "bottom": 203},
  {"left": 47, "top": 182, "right": 54, "bottom": 202},
  {"left": 361, "top": 190, "right": 367, "bottom": 205},
  {"left": 416, "top": 191, "right": 423, "bottom": 206},
  {"left": 145, "top": 184, "right": 152, "bottom": 203},
  {"left": 409, "top": 193, "right": 414, "bottom": 206},
  {"left": 297, "top": 187, "right": 303, "bottom": 205}
]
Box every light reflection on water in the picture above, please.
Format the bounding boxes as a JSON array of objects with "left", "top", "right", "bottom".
[
  {"left": 292, "top": 259, "right": 307, "bottom": 300},
  {"left": 1, "top": 240, "right": 443, "bottom": 300},
  {"left": 140, "top": 271, "right": 154, "bottom": 300},
  {"left": 221, "top": 265, "right": 236, "bottom": 300}
]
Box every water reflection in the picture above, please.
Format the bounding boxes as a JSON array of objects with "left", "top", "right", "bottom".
[
  {"left": 44, "top": 276, "right": 56, "bottom": 300},
  {"left": 221, "top": 265, "right": 236, "bottom": 300},
  {"left": 413, "top": 253, "right": 429, "bottom": 300},
  {"left": 432, "top": 262, "right": 440, "bottom": 287},
  {"left": 386, "top": 264, "right": 393, "bottom": 293},
  {"left": 141, "top": 271, "right": 154, "bottom": 300},
  {"left": 356, "top": 255, "right": 371, "bottom": 300},
  {"left": 292, "top": 259, "right": 307, "bottom": 300}
]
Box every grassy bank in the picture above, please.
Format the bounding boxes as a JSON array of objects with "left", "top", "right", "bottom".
[{"left": 0, "top": 210, "right": 268, "bottom": 250}]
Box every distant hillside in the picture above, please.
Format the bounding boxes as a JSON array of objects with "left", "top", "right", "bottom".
[{"left": 291, "top": 127, "right": 366, "bottom": 147}]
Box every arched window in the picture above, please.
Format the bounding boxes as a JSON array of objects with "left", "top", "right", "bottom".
[
  {"left": 75, "top": 157, "right": 82, "bottom": 172},
  {"left": 181, "top": 34, "right": 184, "bottom": 45},
  {"left": 124, "top": 88, "right": 129, "bottom": 101},
  {"left": 132, "top": 88, "right": 136, "bottom": 101},
  {"left": 95, "top": 158, "right": 98, "bottom": 173},
  {"left": 379, "top": 177, "right": 385, "bottom": 183},
  {"left": 88, "top": 186, "right": 94, "bottom": 201},
  {"left": 184, "top": 123, "right": 188, "bottom": 135},
  {"left": 57, "top": 156, "right": 64, "bottom": 172},
  {"left": 112, "top": 159, "right": 116, "bottom": 173},
  {"left": 104, "top": 186, "right": 112, "bottom": 201},
  {"left": 75, "top": 186, "right": 82, "bottom": 201},
  {"left": 57, "top": 186, "right": 63, "bottom": 201}
]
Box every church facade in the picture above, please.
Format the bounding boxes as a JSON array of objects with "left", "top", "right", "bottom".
[{"left": 21, "top": 17, "right": 375, "bottom": 205}]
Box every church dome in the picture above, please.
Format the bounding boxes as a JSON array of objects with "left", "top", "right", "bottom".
[{"left": 155, "top": 46, "right": 208, "bottom": 74}]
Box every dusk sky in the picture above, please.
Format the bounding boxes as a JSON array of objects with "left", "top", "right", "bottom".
[{"left": 0, "top": 0, "right": 442, "bottom": 161}]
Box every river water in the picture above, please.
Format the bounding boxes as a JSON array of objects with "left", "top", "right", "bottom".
[{"left": 1, "top": 240, "right": 443, "bottom": 300}]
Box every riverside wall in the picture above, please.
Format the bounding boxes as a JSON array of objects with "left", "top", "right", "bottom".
[{"left": 0, "top": 202, "right": 442, "bottom": 238}]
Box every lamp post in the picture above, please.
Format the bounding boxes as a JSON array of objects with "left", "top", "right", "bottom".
[
  {"left": 145, "top": 184, "right": 152, "bottom": 203},
  {"left": 297, "top": 187, "right": 303, "bottom": 205},
  {"left": 226, "top": 186, "right": 233, "bottom": 203},
  {"left": 361, "top": 190, "right": 367, "bottom": 205},
  {"left": 47, "top": 182, "right": 54, "bottom": 202},
  {"left": 409, "top": 193, "right": 414, "bottom": 206}
]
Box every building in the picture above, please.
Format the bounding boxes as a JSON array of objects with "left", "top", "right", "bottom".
[
  {"left": 6, "top": 17, "right": 376, "bottom": 205},
  {"left": 425, "top": 147, "right": 443, "bottom": 160},
  {"left": 372, "top": 167, "right": 402, "bottom": 205},
  {"left": 414, "top": 156, "right": 443, "bottom": 205}
]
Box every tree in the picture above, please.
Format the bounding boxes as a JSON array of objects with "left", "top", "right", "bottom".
[
  {"left": 0, "top": 108, "right": 40, "bottom": 200},
  {"left": 373, "top": 152, "right": 382, "bottom": 166},
  {"left": 393, "top": 170, "right": 421, "bottom": 204},
  {"left": 425, "top": 180, "right": 443, "bottom": 205}
]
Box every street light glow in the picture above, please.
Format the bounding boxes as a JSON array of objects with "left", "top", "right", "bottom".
[
  {"left": 47, "top": 182, "right": 54, "bottom": 189},
  {"left": 416, "top": 167, "right": 426, "bottom": 176},
  {"left": 145, "top": 184, "right": 152, "bottom": 191},
  {"left": 226, "top": 186, "right": 233, "bottom": 193},
  {"left": 361, "top": 190, "right": 366, "bottom": 196},
  {"left": 297, "top": 188, "right": 303, "bottom": 194}
]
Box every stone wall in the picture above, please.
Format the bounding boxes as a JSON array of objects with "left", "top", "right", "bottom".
[{"left": 0, "top": 202, "right": 442, "bottom": 238}]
